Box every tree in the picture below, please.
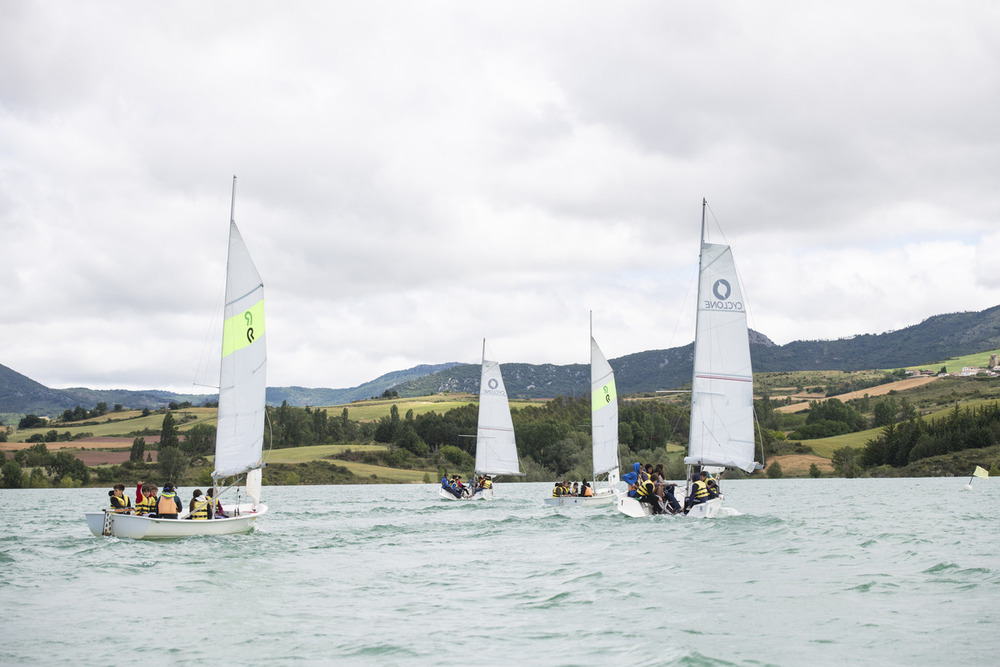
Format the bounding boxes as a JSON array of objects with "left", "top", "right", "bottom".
[
  {"left": 47, "top": 452, "right": 90, "bottom": 485},
  {"left": 832, "top": 446, "right": 862, "bottom": 478},
  {"left": 182, "top": 423, "right": 216, "bottom": 459},
  {"left": 18, "top": 414, "right": 45, "bottom": 429},
  {"left": 159, "top": 412, "right": 180, "bottom": 450},
  {"left": 1, "top": 460, "right": 23, "bottom": 488},
  {"left": 158, "top": 446, "right": 186, "bottom": 481},
  {"left": 767, "top": 461, "right": 784, "bottom": 478},
  {"left": 130, "top": 437, "right": 146, "bottom": 463},
  {"left": 808, "top": 463, "right": 821, "bottom": 478}
]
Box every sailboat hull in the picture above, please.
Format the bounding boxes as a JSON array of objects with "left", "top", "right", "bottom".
[
  {"left": 543, "top": 489, "right": 616, "bottom": 506},
  {"left": 85, "top": 504, "right": 267, "bottom": 539},
  {"left": 616, "top": 495, "right": 721, "bottom": 519},
  {"left": 438, "top": 487, "right": 493, "bottom": 501}
]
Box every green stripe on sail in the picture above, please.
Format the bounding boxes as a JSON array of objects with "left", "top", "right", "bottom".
[
  {"left": 592, "top": 380, "right": 616, "bottom": 412},
  {"left": 222, "top": 299, "right": 265, "bottom": 358}
]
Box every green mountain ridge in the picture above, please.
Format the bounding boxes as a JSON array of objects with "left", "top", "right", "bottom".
[{"left": 4, "top": 305, "right": 1000, "bottom": 417}]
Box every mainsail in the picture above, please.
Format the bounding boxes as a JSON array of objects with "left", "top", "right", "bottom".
[
  {"left": 213, "top": 180, "right": 267, "bottom": 479},
  {"left": 685, "top": 208, "right": 758, "bottom": 474},
  {"left": 474, "top": 341, "right": 521, "bottom": 476},
  {"left": 590, "top": 336, "right": 619, "bottom": 478}
]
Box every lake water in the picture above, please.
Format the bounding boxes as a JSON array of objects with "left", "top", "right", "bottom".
[{"left": 1, "top": 478, "right": 998, "bottom": 665}]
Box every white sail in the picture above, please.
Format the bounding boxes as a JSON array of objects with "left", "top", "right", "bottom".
[
  {"left": 213, "top": 187, "right": 267, "bottom": 479},
  {"left": 685, "top": 238, "right": 758, "bottom": 473},
  {"left": 475, "top": 343, "right": 521, "bottom": 476},
  {"left": 590, "top": 336, "right": 620, "bottom": 477}
]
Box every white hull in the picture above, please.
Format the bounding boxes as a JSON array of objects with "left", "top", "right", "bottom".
[
  {"left": 438, "top": 487, "right": 493, "bottom": 501},
  {"left": 85, "top": 503, "right": 267, "bottom": 539},
  {"left": 616, "top": 495, "right": 722, "bottom": 519},
  {"left": 543, "top": 490, "right": 616, "bottom": 506}
]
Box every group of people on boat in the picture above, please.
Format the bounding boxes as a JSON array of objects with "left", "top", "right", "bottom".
[
  {"left": 551, "top": 480, "right": 594, "bottom": 497},
  {"left": 107, "top": 481, "right": 227, "bottom": 519},
  {"left": 623, "top": 462, "right": 720, "bottom": 515},
  {"left": 440, "top": 473, "right": 493, "bottom": 499}
]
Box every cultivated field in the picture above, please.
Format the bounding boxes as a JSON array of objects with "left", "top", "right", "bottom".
[
  {"left": 777, "top": 376, "right": 939, "bottom": 414},
  {"left": 7, "top": 408, "right": 217, "bottom": 442},
  {"left": 321, "top": 394, "right": 549, "bottom": 422}
]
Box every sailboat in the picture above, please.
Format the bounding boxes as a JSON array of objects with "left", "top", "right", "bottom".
[
  {"left": 617, "top": 199, "right": 761, "bottom": 518},
  {"left": 86, "top": 177, "right": 269, "bottom": 538},
  {"left": 439, "top": 339, "right": 522, "bottom": 500},
  {"left": 545, "top": 316, "right": 620, "bottom": 506}
]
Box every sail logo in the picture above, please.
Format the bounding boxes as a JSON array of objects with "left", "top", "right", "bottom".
[
  {"left": 592, "top": 380, "right": 617, "bottom": 411},
  {"left": 705, "top": 278, "right": 743, "bottom": 311},
  {"left": 222, "top": 298, "right": 265, "bottom": 357},
  {"left": 484, "top": 376, "right": 506, "bottom": 396}
]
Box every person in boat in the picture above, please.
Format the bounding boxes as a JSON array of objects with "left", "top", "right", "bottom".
[
  {"left": 454, "top": 475, "right": 471, "bottom": 497},
  {"left": 156, "top": 482, "right": 182, "bottom": 519},
  {"left": 136, "top": 483, "right": 158, "bottom": 515},
  {"left": 134, "top": 480, "right": 147, "bottom": 509},
  {"left": 654, "top": 475, "right": 681, "bottom": 514},
  {"left": 684, "top": 473, "right": 711, "bottom": 513},
  {"left": 109, "top": 483, "right": 132, "bottom": 513},
  {"left": 552, "top": 482, "right": 563, "bottom": 497},
  {"left": 571, "top": 482, "right": 579, "bottom": 496},
  {"left": 206, "top": 487, "right": 227, "bottom": 518},
  {"left": 622, "top": 471, "right": 639, "bottom": 497},
  {"left": 633, "top": 462, "right": 648, "bottom": 483},
  {"left": 188, "top": 489, "right": 210, "bottom": 520},
  {"left": 580, "top": 480, "right": 593, "bottom": 497},
  {"left": 700, "top": 471, "right": 720, "bottom": 498},
  {"left": 442, "top": 475, "right": 462, "bottom": 498},
  {"left": 635, "top": 475, "right": 666, "bottom": 514},
  {"left": 481, "top": 476, "right": 492, "bottom": 490}
]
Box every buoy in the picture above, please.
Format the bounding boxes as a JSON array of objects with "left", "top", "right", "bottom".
[{"left": 962, "top": 484, "right": 973, "bottom": 492}]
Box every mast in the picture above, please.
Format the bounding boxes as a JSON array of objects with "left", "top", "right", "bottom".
[
  {"left": 690, "top": 200, "right": 707, "bottom": 450},
  {"left": 230, "top": 175, "right": 237, "bottom": 224}
]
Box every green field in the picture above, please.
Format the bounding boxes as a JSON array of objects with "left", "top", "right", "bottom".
[
  {"left": 264, "top": 443, "right": 388, "bottom": 463},
  {"left": 264, "top": 443, "right": 436, "bottom": 483},
  {"left": 906, "top": 348, "right": 1000, "bottom": 373},
  {"left": 321, "top": 394, "right": 549, "bottom": 422},
  {"left": 9, "top": 408, "right": 218, "bottom": 443},
  {"left": 796, "top": 391, "right": 1000, "bottom": 458}
]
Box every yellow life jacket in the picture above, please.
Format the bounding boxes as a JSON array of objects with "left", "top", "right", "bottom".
[
  {"left": 136, "top": 495, "right": 156, "bottom": 515},
  {"left": 157, "top": 491, "right": 179, "bottom": 516},
  {"left": 483, "top": 479, "right": 492, "bottom": 489},
  {"left": 190, "top": 498, "right": 209, "bottom": 520},
  {"left": 636, "top": 480, "right": 655, "bottom": 498},
  {"left": 111, "top": 493, "right": 132, "bottom": 512},
  {"left": 691, "top": 479, "right": 709, "bottom": 500}
]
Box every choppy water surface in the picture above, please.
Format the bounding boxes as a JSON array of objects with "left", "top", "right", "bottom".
[{"left": 1, "top": 479, "right": 998, "bottom": 665}]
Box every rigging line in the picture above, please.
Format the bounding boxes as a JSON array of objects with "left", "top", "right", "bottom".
[
  {"left": 705, "top": 200, "right": 758, "bottom": 337},
  {"left": 667, "top": 261, "right": 699, "bottom": 350}
]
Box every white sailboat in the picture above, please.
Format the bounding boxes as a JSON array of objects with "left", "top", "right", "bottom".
[
  {"left": 439, "top": 339, "right": 522, "bottom": 500},
  {"left": 617, "top": 199, "right": 761, "bottom": 518},
  {"left": 86, "top": 177, "right": 269, "bottom": 538},
  {"left": 545, "top": 317, "right": 620, "bottom": 506}
]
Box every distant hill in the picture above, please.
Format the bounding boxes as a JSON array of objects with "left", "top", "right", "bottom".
[
  {"left": 266, "top": 362, "right": 464, "bottom": 406},
  {"left": 0, "top": 361, "right": 465, "bottom": 418},
  {"left": 751, "top": 305, "right": 1000, "bottom": 372},
  {"left": 390, "top": 306, "right": 1000, "bottom": 399},
  {"left": 4, "top": 306, "right": 1000, "bottom": 416}
]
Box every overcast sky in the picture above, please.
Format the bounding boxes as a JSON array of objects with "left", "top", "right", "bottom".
[{"left": 2, "top": 1, "right": 999, "bottom": 394}]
